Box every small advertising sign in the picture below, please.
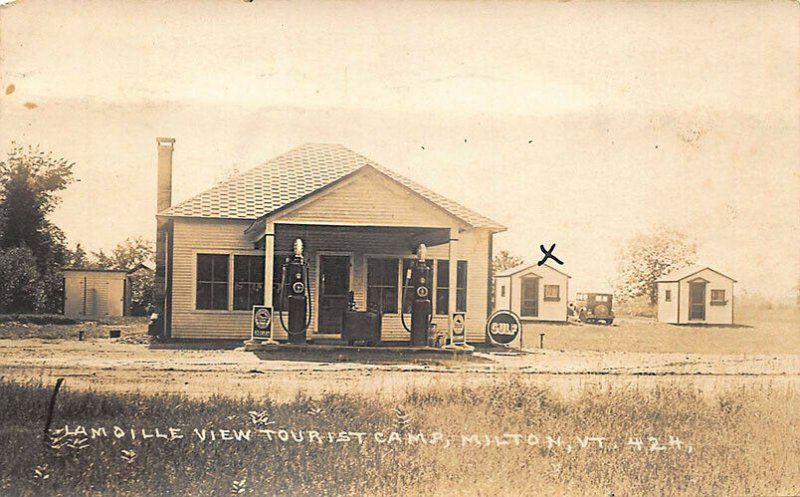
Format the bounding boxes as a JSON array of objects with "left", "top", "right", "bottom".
[
  {"left": 251, "top": 305, "right": 273, "bottom": 340},
  {"left": 451, "top": 312, "right": 466, "bottom": 345},
  {"left": 486, "top": 310, "right": 522, "bottom": 346}
]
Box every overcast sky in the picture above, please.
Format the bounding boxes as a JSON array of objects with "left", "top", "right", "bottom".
[{"left": 1, "top": 0, "right": 798, "bottom": 301}]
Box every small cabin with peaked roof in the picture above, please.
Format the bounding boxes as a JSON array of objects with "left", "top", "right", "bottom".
[
  {"left": 153, "top": 140, "right": 506, "bottom": 343},
  {"left": 656, "top": 266, "right": 736, "bottom": 325},
  {"left": 493, "top": 263, "right": 570, "bottom": 322}
]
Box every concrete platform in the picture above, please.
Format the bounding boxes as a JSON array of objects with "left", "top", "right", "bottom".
[{"left": 241, "top": 341, "right": 485, "bottom": 364}]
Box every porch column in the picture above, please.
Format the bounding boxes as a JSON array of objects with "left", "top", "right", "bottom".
[
  {"left": 448, "top": 231, "right": 459, "bottom": 337},
  {"left": 264, "top": 221, "right": 275, "bottom": 308}
]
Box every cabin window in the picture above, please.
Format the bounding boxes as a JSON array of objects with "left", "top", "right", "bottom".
[
  {"left": 543, "top": 285, "right": 560, "bottom": 301},
  {"left": 710, "top": 289, "right": 726, "bottom": 305},
  {"left": 501, "top": 285, "right": 506, "bottom": 298},
  {"left": 665, "top": 289, "right": 672, "bottom": 302},
  {"left": 367, "top": 258, "right": 399, "bottom": 314},
  {"left": 232, "top": 255, "right": 265, "bottom": 311},
  {"left": 435, "top": 260, "right": 468, "bottom": 315},
  {"left": 196, "top": 254, "right": 229, "bottom": 310}
]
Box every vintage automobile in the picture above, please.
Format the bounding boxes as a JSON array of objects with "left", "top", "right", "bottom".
[{"left": 570, "top": 293, "right": 615, "bottom": 325}]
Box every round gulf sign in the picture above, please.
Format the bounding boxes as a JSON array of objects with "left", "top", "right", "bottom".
[
  {"left": 292, "top": 281, "right": 305, "bottom": 294},
  {"left": 416, "top": 286, "right": 429, "bottom": 298},
  {"left": 486, "top": 310, "right": 521, "bottom": 346}
]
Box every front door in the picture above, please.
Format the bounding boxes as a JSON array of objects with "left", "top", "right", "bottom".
[
  {"left": 689, "top": 281, "right": 706, "bottom": 320},
  {"left": 318, "top": 255, "right": 350, "bottom": 333},
  {"left": 520, "top": 277, "right": 539, "bottom": 317}
]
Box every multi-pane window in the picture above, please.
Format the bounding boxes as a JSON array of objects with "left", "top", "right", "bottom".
[
  {"left": 665, "top": 289, "right": 672, "bottom": 302},
  {"left": 196, "top": 254, "right": 229, "bottom": 310},
  {"left": 272, "top": 254, "right": 290, "bottom": 311},
  {"left": 543, "top": 284, "right": 560, "bottom": 301},
  {"left": 436, "top": 260, "right": 468, "bottom": 314},
  {"left": 710, "top": 289, "right": 726, "bottom": 304},
  {"left": 367, "top": 258, "right": 399, "bottom": 314},
  {"left": 456, "top": 261, "right": 468, "bottom": 312},
  {"left": 233, "top": 255, "right": 265, "bottom": 310},
  {"left": 435, "top": 260, "right": 449, "bottom": 315}
]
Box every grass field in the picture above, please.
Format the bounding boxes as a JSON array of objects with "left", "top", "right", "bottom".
[
  {"left": 1, "top": 378, "right": 798, "bottom": 497},
  {"left": 0, "top": 307, "right": 797, "bottom": 495},
  {"left": 523, "top": 306, "right": 800, "bottom": 355}
]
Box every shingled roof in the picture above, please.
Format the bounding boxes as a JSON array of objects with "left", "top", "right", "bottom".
[
  {"left": 655, "top": 265, "right": 737, "bottom": 283},
  {"left": 161, "top": 143, "right": 505, "bottom": 230}
]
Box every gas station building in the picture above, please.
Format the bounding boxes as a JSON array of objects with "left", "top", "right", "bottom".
[{"left": 154, "top": 140, "right": 506, "bottom": 343}]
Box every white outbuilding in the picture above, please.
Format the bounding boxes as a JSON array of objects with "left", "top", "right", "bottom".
[
  {"left": 493, "top": 263, "right": 570, "bottom": 322},
  {"left": 656, "top": 266, "right": 736, "bottom": 325},
  {"left": 63, "top": 269, "right": 131, "bottom": 318}
]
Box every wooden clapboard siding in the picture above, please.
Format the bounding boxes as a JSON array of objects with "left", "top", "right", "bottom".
[
  {"left": 275, "top": 168, "right": 462, "bottom": 230},
  {"left": 170, "top": 219, "right": 492, "bottom": 342},
  {"left": 171, "top": 218, "right": 256, "bottom": 339}
]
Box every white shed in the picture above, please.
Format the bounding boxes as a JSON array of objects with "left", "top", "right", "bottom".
[
  {"left": 494, "top": 263, "right": 570, "bottom": 322},
  {"left": 656, "top": 266, "right": 736, "bottom": 325},
  {"left": 63, "top": 269, "right": 131, "bottom": 318}
]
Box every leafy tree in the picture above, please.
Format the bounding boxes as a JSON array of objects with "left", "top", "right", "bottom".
[
  {"left": 493, "top": 250, "right": 524, "bottom": 275},
  {"left": 0, "top": 246, "right": 45, "bottom": 313},
  {"left": 89, "top": 249, "right": 115, "bottom": 270},
  {"left": 69, "top": 243, "right": 89, "bottom": 268},
  {"left": 0, "top": 144, "right": 74, "bottom": 313},
  {"left": 614, "top": 226, "right": 697, "bottom": 305}
]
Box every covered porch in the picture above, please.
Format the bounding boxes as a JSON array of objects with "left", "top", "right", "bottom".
[{"left": 250, "top": 223, "right": 464, "bottom": 343}]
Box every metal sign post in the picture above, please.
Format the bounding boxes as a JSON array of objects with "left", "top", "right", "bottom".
[{"left": 251, "top": 305, "right": 277, "bottom": 344}]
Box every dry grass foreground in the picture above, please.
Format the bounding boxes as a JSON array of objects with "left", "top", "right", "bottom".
[{"left": 1, "top": 377, "right": 798, "bottom": 497}]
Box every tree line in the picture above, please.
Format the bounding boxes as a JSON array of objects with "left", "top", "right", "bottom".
[{"left": 0, "top": 144, "right": 154, "bottom": 315}]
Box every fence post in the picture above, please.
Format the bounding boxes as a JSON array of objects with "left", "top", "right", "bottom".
[{"left": 43, "top": 378, "right": 65, "bottom": 442}]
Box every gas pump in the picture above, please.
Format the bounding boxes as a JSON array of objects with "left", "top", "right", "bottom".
[
  {"left": 401, "top": 244, "right": 433, "bottom": 346},
  {"left": 278, "top": 238, "right": 312, "bottom": 344}
]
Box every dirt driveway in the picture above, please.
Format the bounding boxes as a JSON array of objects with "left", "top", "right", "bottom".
[{"left": 1, "top": 335, "right": 798, "bottom": 402}]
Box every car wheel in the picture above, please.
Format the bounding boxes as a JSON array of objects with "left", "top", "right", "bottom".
[
  {"left": 606, "top": 319, "right": 614, "bottom": 326},
  {"left": 579, "top": 310, "right": 587, "bottom": 323}
]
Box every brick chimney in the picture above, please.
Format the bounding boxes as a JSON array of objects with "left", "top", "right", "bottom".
[
  {"left": 154, "top": 137, "right": 175, "bottom": 338},
  {"left": 156, "top": 137, "right": 175, "bottom": 212}
]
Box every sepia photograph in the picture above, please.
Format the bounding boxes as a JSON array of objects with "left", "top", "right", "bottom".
[{"left": 0, "top": 0, "right": 798, "bottom": 495}]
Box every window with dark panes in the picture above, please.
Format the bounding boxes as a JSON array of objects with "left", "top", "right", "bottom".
[
  {"left": 272, "top": 254, "right": 291, "bottom": 311},
  {"left": 435, "top": 260, "right": 449, "bottom": 315},
  {"left": 196, "top": 254, "right": 229, "bottom": 310},
  {"left": 402, "top": 259, "right": 433, "bottom": 314},
  {"left": 367, "top": 258, "right": 399, "bottom": 314},
  {"left": 710, "top": 289, "right": 726, "bottom": 304},
  {"left": 665, "top": 289, "right": 672, "bottom": 302},
  {"left": 233, "top": 255, "right": 264, "bottom": 310},
  {"left": 456, "top": 260, "right": 468, "bottom": 312}
]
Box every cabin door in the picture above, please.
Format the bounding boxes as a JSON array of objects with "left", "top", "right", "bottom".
[
  {"left": 317, "top": 255, "right": 351, "bottom": 334},
  {"left": 520, "top": 277, "right": 539, "bottom": 317},
  {"left": 689, "top": 281, "right": 706, "bottom": 320}
]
